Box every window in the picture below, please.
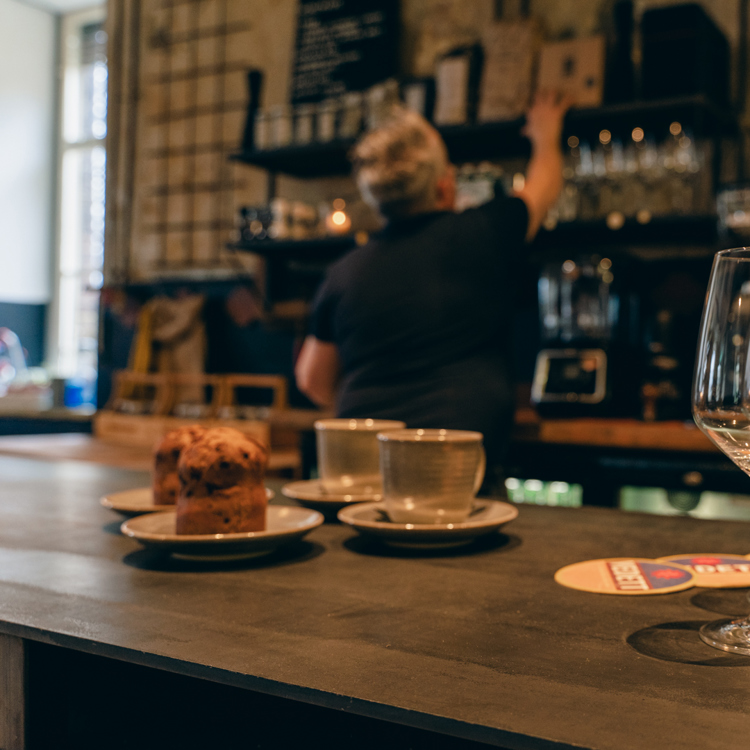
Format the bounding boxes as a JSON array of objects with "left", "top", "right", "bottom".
[{"left": 51, "top": 9, "right": 107, "bottom": 399}]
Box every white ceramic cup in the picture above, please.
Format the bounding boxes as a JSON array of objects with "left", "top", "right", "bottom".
[
  {"left": 378, "top": 429, "right": 486, "bottom": 524},
  {"left": 314, "top": 418, "right": 406, "bottom": 494}
]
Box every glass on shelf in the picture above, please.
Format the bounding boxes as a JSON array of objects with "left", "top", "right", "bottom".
[
  {"left": 557, "top": 183, "right": 579, "bottom": 223},
  {"left": 548, "top": 126, "right": 711, "bottom": 228},
  {"left": 269, "top": 104, "right": 293, "bottom": 148},
  {"left": 365, "top": 79, "right": 400, "bottom": 130},
  {"left": 294, "top": 103, "right": 315, "bottom": 145},
  {"left": 316, "top": 99, "right": 338, "bottom": 143},
  {"left": 236, "top": 206, "right": 272, "bottom": 242},
  {"left": 291, "top": 201, "right": 320, "bottom": 240},
  {"left": 573, "top": 141, "right": 598, "bottom": 222},
  {"left": 539, "top": 256, "right": 617, "bottom": 344},
  {"left": 237, "top": 199, "right": 341, "bottom": 243},
  {"left": 455, "top": 162, "right": 503, "bottom": 212},
  {"left": 339, "top": 91, "right": 363, "bottom": 139},
  {"left": 717, "top": 184, "right": 750, "bottom": 239},
  {"left": 269, "top": 198, "right": 292, "bottom": 240}
]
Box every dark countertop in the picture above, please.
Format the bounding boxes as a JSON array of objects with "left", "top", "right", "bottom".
[{"left": 3, "top": 455, "right": 750, "bottom": 749}]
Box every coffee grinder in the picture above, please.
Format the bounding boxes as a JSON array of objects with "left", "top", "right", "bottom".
[{"left": 531, "top": 254, "right": 640, "bottom": 417}]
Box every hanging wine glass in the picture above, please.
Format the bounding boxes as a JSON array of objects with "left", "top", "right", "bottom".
[{"left": 693, "top": 247, "right": 750, "bottom": 654}]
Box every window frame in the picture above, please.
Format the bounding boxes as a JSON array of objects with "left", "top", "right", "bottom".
[{"left": 47, "top": 4, "right": 108, "bottom": 381}]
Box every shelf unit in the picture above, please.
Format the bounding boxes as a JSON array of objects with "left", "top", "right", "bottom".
[
  {"left": 226, "top": 235, "right": 356, "bottom": 261},
  {"left": 228, "top": 216, "right": 720, "bottom": 269},
  {"left": 228, "top": 95, "right": 735, "bottom": 306},
  {"left": 534, "top": 214, "right": 719, "bottom": 252},
  {"left": 230, "top": 139, "right": 357, "bottom": 179},
  {"left": 231, "top": 95, "right": 737, "bottom": 178}
]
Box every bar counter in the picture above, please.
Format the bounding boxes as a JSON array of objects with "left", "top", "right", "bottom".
[
  {"left": 2, "top": 454, "right": 750, "bottom": 749},
  {"left": 513, "top": 408, "right": 717, "bottom": 452}
]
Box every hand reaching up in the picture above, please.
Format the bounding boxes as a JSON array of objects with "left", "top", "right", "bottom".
[
  {"left": 515, "top": 91, "right": 570, "bottom": 241},
  {"left": 521, "top": 91, "right": 571, "bottom": 152}
]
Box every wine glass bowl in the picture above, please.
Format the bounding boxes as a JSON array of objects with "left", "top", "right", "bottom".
[{"left": 693, "top": 247, "right": 750, "bottom": 655}]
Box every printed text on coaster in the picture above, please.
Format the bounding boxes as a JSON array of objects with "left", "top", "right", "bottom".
[{"left": 555, "top": 558, "right": 695, "bottom": 595}]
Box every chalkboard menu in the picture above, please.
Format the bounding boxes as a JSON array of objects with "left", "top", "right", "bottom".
[{"left": 291, "top": 0, "right": 399, "bottom": 104}]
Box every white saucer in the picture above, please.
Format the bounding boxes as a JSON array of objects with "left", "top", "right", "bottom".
[
  {"left": 281, "top": 478, "right": 382, "bottom": 511},
  {"left": 337, "top": 500, "right": 518, "bottom": 548},
  {"left": 101, "top": 486, "right": 274, "bottom": 517},
  {"left": 120, "top": 505, "right": 323, "bottom": 560}
]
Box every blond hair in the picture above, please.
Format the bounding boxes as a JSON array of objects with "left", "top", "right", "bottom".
[{"left": 351, "top": 107, "right": 449, "bottom": 219}]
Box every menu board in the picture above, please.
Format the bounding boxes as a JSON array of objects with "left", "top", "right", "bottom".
[{"left": 291, "top": 0, "right": 399, "bottom": 104}]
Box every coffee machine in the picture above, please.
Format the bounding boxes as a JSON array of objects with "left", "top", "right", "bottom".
[{"left": 531, "top": 254, "right": 640, "bottom": 417}]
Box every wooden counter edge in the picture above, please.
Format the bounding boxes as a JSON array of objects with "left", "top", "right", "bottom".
[{"left": 513, "top": 408, "right": 718, "bottom": 453}]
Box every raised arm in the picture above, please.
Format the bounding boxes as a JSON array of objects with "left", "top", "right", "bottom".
[
  {"left": 295, "top": 335, "right": 341, "bottom": 408},
  {"left": 516, "top": 91, "right": 569, "bottom": 241}
]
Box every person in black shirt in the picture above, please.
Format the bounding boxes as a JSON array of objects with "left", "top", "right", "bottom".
[{"left": 295, "top": 92, "right": 568, "bottom": 489}]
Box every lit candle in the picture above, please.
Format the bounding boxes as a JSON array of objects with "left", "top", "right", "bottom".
[{"left": 325, "top": 199, "right": 352, "bottom": 234}]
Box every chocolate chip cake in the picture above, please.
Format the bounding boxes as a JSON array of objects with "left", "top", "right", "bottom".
[
  {"left": 153, "top": 425, "right": 207, "bottom": 505},
  {"left": 176, "top": 426, "right": 269, "bottom": 535}
]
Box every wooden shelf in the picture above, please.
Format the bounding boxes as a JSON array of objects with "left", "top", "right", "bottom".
[
  {"left": 533, "top": 214, "right": 719, "bottom": 252},
  {"left": 230, "top": 139, "right": 357, "bottom": 178},
  {"left": 231, "top": 95, "right": 736, "bottom": 177},
  {"left": 227, "top": 235, "right": 357, "bottom": 262},
  {"left": 563, "top": 94, "right": 736, "bottom": 141},
  {"left": 228, "top": 216, "right": 720, "bottom": 264},
  {"left": 108, "top": 274, "right": 260, "bottom": 301},
  {"left": 513, "top": 408, "right": 718, "bottom": 453}
]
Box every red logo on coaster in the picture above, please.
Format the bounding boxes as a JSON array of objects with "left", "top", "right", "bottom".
[
  {"left": 657, "top": 554, "right": 750, "bottom": 588},
  {"left": 651, "top": 569, "right": 686, "bottom": 580},
  {"left": 690, "top": 557, "right": 723, "bottom": 565},
  {"left": 606, "top": 560, "right": 693, "bottom": 591}
]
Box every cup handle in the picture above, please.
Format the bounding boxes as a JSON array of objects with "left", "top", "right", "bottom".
[{"left": 473, "top": 447, "right": 486, "bottom": 496}]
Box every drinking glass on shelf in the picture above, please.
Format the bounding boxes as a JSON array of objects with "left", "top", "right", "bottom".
[
  {"left": 574, "top": 142, "right": 597, "bottom": 221},
  {"left": 693, "top": 247, "right": 750, "bottom": 655}
]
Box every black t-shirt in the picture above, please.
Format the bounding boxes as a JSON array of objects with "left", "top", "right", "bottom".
[{"left": 309, "top": 195, "right": 529, "bottom": 463}]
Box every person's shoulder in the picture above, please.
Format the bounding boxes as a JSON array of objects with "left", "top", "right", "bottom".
[
  {"left": 458, "top": 195, "right": 529, "bottom": 241},
  {"left": 462, "top": 194, "right": 527, "bottom": 220},
  {"left": 326, "top": 236, "right": 383, "bottom": 278}
]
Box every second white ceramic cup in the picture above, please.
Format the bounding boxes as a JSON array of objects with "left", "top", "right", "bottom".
[{"left": 378, "top": 429, "right": 485, "bottom": 524}]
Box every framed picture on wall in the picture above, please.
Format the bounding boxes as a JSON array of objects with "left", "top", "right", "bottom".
[
  {"left": 537, "top": 36, "right": 605, "bottom": 109},
  {"left": 433, "top": 44, "right": 483, "bottom": 126}
]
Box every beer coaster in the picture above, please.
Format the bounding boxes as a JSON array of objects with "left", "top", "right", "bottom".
[
  {"left": 555, "top": 558, "right": 695, "bottom": 595},
  {"left": 657, "top": 554, "right": 750, "bottom": 588}
]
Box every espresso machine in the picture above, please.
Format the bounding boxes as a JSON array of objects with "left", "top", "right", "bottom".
[{"left": 531, "top": 254, "right": 640, "bottom": 417}]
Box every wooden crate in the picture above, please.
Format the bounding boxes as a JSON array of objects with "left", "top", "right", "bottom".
[
  {"left": 93, "top": 411, "right": 168, "bottom": 448},
  {"left": 94, "top": 371, "right": 295, "bottom": 472}
]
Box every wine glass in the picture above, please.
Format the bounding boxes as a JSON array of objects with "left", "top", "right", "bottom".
[{"left": 693, "top": 247, "right": 750, "bottom": 654}]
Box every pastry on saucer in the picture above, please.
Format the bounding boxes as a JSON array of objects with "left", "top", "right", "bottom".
[{"left": 176, "top": 427, "right": 269, "bottom": 535}]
